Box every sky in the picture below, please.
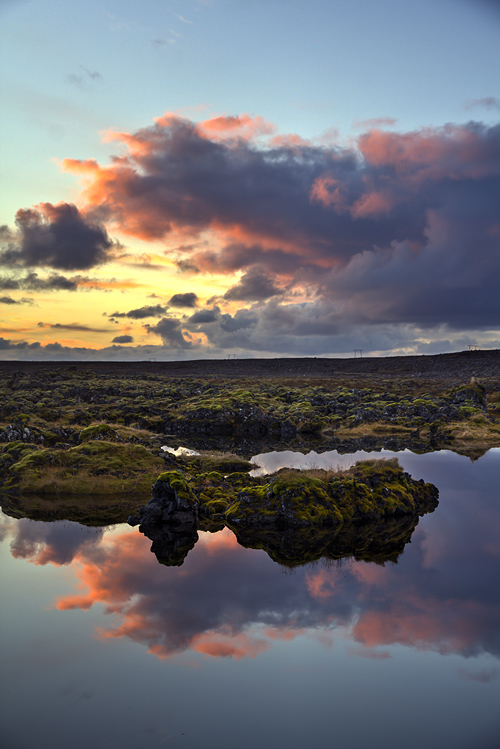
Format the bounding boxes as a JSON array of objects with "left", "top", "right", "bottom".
[{"left": 0, "top": 0, "right": 499, "bottom": 361}]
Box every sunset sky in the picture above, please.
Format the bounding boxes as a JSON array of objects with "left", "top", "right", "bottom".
[{"left": 1, "top": 0, "right": 499, "bottom": 360}]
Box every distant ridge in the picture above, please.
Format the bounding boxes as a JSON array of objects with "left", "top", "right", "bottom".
[{"left": 1, "top": 350, "right": 499, "bottom": 380}]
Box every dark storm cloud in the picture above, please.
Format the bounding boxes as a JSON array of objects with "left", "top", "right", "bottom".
[
  {"left": 109, "top": 304, "right": 167, "bottom": 319},
  {"left": 61, "top": 115, "right": 500, "bottom": 332},
  {"left": 144, "top": 316, "right": 192, "bottom": 348},
  {"left": 224, "top": 267, "right": 283, "bottom": 301},
  {"left": 167, "top": 292, "right": 198, "bottom": 308},
  {"left": 1, "top": 202, "right": 116, "bottom": 270},
  {"left": 188, "top": 308, "right": 220, "bottom": 324},
  {"left": 112, "top": 335, "right": 133, "bottom": 344}
]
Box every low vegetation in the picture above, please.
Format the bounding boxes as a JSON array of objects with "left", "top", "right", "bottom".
[{"left": 0, "top": 365, "right": 498, "bottom": 501}]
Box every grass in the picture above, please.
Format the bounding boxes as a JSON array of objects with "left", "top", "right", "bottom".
[
  {"left": 0, "top": 368, "right": 499, "bottom": 500},
  {"left": 5, "top": 440, "right": 165, "bottom": 495}
]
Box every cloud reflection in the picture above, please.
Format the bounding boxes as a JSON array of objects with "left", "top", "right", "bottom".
[{"left": 2, "top": 455, "right": 498, "bottom": 663}]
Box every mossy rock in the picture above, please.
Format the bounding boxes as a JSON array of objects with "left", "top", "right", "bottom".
[
  {"left": 5, "top": 440, "right": 164, "bottom": 495},
  {"left": 79, "top": 423, "right": 121, "bottom": 442}
]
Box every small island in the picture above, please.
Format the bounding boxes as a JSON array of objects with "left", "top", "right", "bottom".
[{"left": 128, "top": 455, "right": 439, "bottom": 566}]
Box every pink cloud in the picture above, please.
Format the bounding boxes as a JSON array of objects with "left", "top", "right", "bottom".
[
  {"left": 305, "top": 568, "right": 339, "bottom": 599},
  {"left": 198, "top": 113, "right": 276, "bottom": 141},
  {"left": 350, "top": 189, "right": 395, "bottom": 218},
  {"left": 309, "top": 175, "right": 347, "bottom": 211}
]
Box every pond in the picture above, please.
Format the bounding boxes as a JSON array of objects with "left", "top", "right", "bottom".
[{"left": 0, "top": 448, "right": 499, "bottom": 749}]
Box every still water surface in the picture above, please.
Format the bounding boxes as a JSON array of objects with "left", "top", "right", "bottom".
[{"left": 1, "top": 449, "right": 499, "bottom": 749}]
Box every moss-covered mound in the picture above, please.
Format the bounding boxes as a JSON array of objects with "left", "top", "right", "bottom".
[
  {"left": 225, "top": 459, "right": 438, "bottom": 528},
  {"left": 133, "top": 458, "right": 438, "bottom": 534},
  {"left": 3, "top": 440, "right": 165, "bottom": 495},
  {"left": 131, "top": 458, "right": 438, "bottom": 566}
]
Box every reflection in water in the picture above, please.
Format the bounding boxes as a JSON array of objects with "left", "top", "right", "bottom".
[
  {"left": 1, "top": 450, "right": 499, "bottom": 749},
  {"left": 139, "top": 500, "right": 430, "bottom": 568},
  {"left": 2, "top": 451, "right": 499, "bottom": 663}
]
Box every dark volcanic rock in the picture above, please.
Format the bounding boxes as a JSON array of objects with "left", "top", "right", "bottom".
[{"left": 129, "top": 472, "right": 199, "bottom": 532}]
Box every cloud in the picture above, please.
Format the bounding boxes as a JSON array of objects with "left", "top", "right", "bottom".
[
  {"left": 6, "top": 517, "right": 104, "bottom": 566},
  {"left": 167, "top": 292, "right": 198, "bottom": 308},
  {"left": 67, "top": 66, "right": 102, "bottom": 89},
  {"left": 144, "top": 316, "right": 192, "bottom": 348},
  {"left": 109, "top": 304, "right": 167, "bottom": 319},
  {"left": 458, "top": 667, "right": 500, "bottom": 683},
  {"left": 2, "top": 112, "right": 497, "bottom": 348},
  {"left": 37, "top": 322, "right": 113, "bottom": 333},
  {"left": 223, "top": 267, "right": 283, "bottom": 301},
  {"left": 188, "top": 308, "right": 219, "bottom": 324},
  {"left": 112, "top": 334, "right": 133, "bottom": 344},
  {"left": 58, "top": 114, "right": 500, "bottom": 333},
  {"left": 352, "top": 117, "right": 397, "bottom": 129},
  {"left": 0, "top": 272, "right": 80, "bottom": 291},
  {"left": 1, "top": 203, "right": 117, "bottom": 270},
  {"left": 464, "top": 97, "right": 500, "bottom": 111},
  {"left": 0, "top": 295, "right": 33, "bottom": 305},
  {"left": 0, "top": 337, "right": 40, "bottom": 351},
  {"left": 197, "top": 113, "right": 276, "bottom": 142}
]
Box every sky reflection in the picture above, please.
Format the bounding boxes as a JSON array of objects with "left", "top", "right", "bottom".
[{"left": 1, "top": 450, "right": 498, "bottom": 665}]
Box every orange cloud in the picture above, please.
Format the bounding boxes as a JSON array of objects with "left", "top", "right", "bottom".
[
  {"left": 350, "top": 190, "right": 395, "bottom": 218},
  {"left": 190, "top": 630, "right": 269, "bottom": 659},
  {"left": 198, "top": 114, "right": 276, "bottom": 141},
  {"left": 358, "top": 125, "right": 498, "bottom": 182},
  {"left": 305, "top": 568, "right": 338, "bottom": 600},
  {"left": 352, "top": 599, "right": 483, "bottom": 655},
  {"left": 309, "top": 175, "right": 347, "bottom": 211}
]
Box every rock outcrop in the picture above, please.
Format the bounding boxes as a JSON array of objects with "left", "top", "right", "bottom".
[{"left": 130, "top": 458, "right": 439, "bottom": 565}]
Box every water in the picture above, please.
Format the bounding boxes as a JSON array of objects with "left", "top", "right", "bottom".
[{"left": 0, "top": 449, "right": 499, "bottom": 749}]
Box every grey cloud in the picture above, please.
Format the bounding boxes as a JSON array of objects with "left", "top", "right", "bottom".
[
  {"left": 37, "top": 322, "right": 113, "bottom": 333},
  {"left": 224, "top": 267, "right": 283, "bottom": 302},
  {"left": 0, "top": 295, "right": 34, "bottom": 305},
  {"left": 0, "top": 272, "right": 96, "bottom": 292},
  {"left": 168, "top": 292, "right": 198, "bottom": 308},
  {"left": 109, "top": 304, "right": 167, "bottom": 319},
  {"left": 464, "top": 97, "right": 500, "bottom": 111},
  {"left": 112, "top": 335, "right": 134, "bottom": 344},
  {"left": 144, "top": 317, "right": 192, "bottom": 348},
  {"left": 0, "top": 277, "right": 20, "bottom": 290},
  {"left": 67, "top": 67, "right": 102, "bottom": 89},
  {"left": 1, "top": 203, "right": 116, "bottom": 271},
  {"left": 188, "top": 308, "right": 219, "bottom": 324}
]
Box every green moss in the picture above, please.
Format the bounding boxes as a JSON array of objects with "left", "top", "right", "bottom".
[
  {"left": 79, "top": 423, "right": 121, "bottom": 442},
  {"left": 5, "top": 440, "right": 164, "bottom": 495}
]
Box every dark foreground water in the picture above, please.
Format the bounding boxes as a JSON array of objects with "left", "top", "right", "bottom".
[{"left": 1, "top": 449, "right": 499, "bottom": 749}]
